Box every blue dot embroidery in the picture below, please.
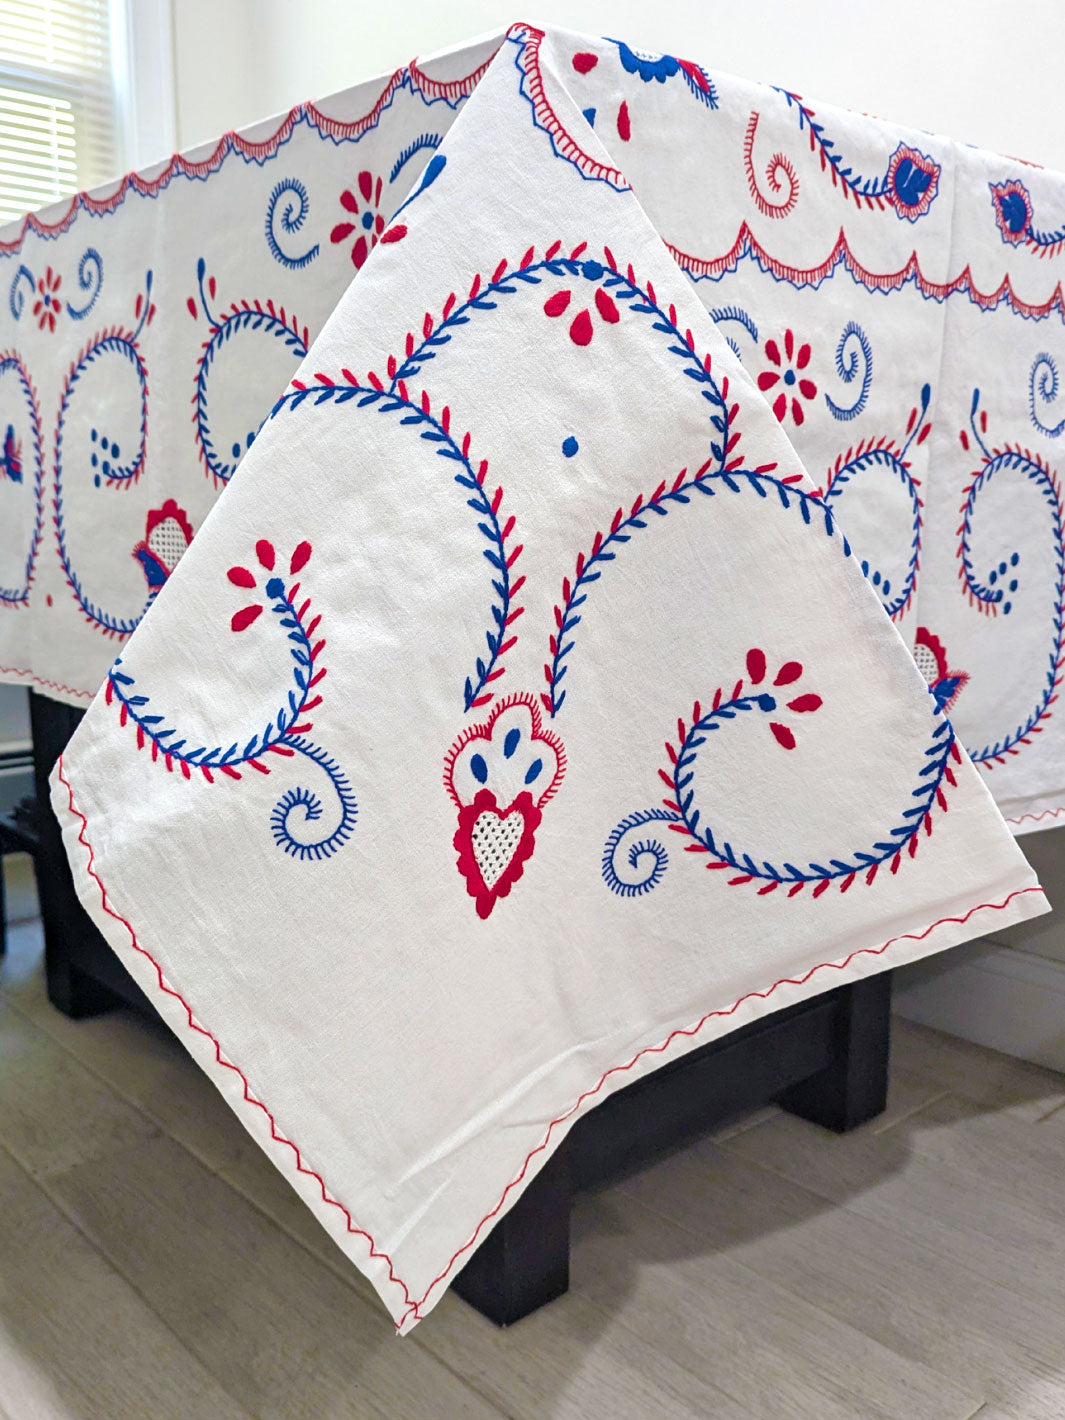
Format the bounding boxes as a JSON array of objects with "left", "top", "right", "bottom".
[
  {"left": 562, "top": 436, "right": 579, "bottom": 458},
  {"left": 504, "top": 728, "right": 521, "bottom": 758},
  {"left": 470, "top": 753, "right": 488, "bottom": 784},
  {"left": 524, "top": 758, "right": 543, "bottom": 785}
]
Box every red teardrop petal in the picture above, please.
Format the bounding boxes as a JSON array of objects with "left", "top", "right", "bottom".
[
  {"left": 358, "top": 170, "right": 373, "bottom": 201},
  {"left": 231, "top": 605, "right": 263, "bottom": 632},
  {"left": 352, "top": 235, "right": 368, "bottom": 268},
  {"left": 595, "top": 287, "right": 620, "bottom": 323},
  {"left": 256, "top": 539, "right": 275, "bottom": 570},
  {"left": 339, "top": 189, "right": 359, "bottom": 212},
  {"left": 289, "top": 541, "right": 312, "bottom": 575},
  {"left": 770, "top": 722, "right": 796, "bottom": 750},
  {"left": 380, "top": 224, "right": 407, "bottom": 244},
  {"left": 330, "top": 222, "right": 355, "bottom": 244},
  {"left": 746, "top": 648, "right": 767, "bottom": 685},
  {"left": 774, "top": 661, "right": 803, "bottom": 685},
  {"left": 543, "top": 290, "right": 572, "bottom": 318},
  {"left": 569, "top": 309, "right": 594, "bottom": 346},
  {"left": 617, "top": 100, "right": 631, "bottom": 141},
  {"left": 227, "top": 567, "right": 256, "bottom": 588},
  {"left": 787, "top": 693, "right": 823, "bottom": 713}
]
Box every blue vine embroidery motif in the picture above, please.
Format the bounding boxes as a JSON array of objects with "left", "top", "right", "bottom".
[
  {"left": 956, "top": 391, "right": 1065, "bottom": 766},
  {"left": 54, "top": 271, "right": 159, "bottom": 638},
  {"left": 1029, "top": 353, "right": 1065, "bottom": 438},
  {"left": 825, "top": 321, "right": 873, "bottom": 421},
  {"left": 0, "top": 352, "right": 44, "bottom": 607},
  {"left": 816, "top": 384, "right": 931, "bottom": 622},
  {"left": 604, "top": 647, "right": 960, "bottom": 900},
  {"left": 265, "top": 178, "right": 319, "bottom": 270},
  {"left": 773, "top": 92, "right": 940, "bottom": 221},
  {"left": 190, "top": 257, "right": 309, "bottom": 485},
  {"left": 106, "top": 537, "right": 357, "bottom": 861}
]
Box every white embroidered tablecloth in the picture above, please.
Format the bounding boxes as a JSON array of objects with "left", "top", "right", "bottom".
[{"left": 0, "top": 24, "right": 1056, "bottom": 1329}]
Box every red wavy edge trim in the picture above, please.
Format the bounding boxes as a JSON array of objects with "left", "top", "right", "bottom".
[
  {"left": 55, "top": 751, "right": 1045, "bottom": 1331},
  {"left": 0, "top": 49, "right": 495, "bottom": 257},
  {"left": 0, "top": 665, "right": 94, "bottom": 699},
  {"left": 1006, "top": 805, "right": 1065, "bottom": 826}
]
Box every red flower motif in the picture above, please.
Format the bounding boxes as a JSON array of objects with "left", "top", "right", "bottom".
[
  {"left": 227, "top": 539, "right": 312, "bottom": 632},
  {"left": 757, "top": 329, "right": 817, "bottom": 427},
  {"left": 33, "top": 266, "right": 61, "bottom": 332},
  {"left": 543, "top": 283, "right": 620, "bottom": 346},
  {"left": 744, "top": 646, "right": 822, "bottom": 750},
  {"left": 330, "top": 171, "right": 406, "bottom": 268}
]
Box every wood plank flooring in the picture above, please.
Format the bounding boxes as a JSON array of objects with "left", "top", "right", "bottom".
[{"left": 2, "top": 857, "right": 1065, "bottom": 1418}]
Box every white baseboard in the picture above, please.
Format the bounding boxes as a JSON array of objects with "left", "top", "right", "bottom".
[{"left": 893, "top": 941, "right": 1065, "bottom": 1073}]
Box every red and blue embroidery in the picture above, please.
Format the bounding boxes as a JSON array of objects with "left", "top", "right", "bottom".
[
  {"left": 106, "top": 537, "right": 357, "bottom": 860},
  {"left": 816, "top": 383, "right": 930, "bottom": 621},
  {"left": 913, "top": 626, "right": 969, "bottom": 714},
  {"left": 604, "top": 647, "right": 959, "bottom": 899},
  {"left": 0, "top": 352, "right": 43, "bottom": 608},
  {"left": 53, "top": 270, "right": 157, "bottom": 637},
  {"left": 189, "top": 258, "right": 309, "bottom": 486},
  {"left": 444, "top": 694, "right": 566, "bottom": 919},
  {"left": 990, "top": 179, "right": 1065, "bottom": 255},
  {"left": 957, "top": 392, "right": 1065, "bottom": 766}
]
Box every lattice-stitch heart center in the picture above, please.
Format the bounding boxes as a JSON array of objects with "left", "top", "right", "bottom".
[
  {"left": 147, "top": 516, "right": 190, "bottom": 572},
  {"left": 471, "top": 808, "right": 524, "bottom": 889}
]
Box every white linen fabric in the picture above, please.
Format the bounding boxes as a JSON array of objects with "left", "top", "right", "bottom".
[
  {"left": 39, "top": 27, "right": 1049, "bottom": 1330},
  {"left": 2, "top": 31, "right": 1065, "bottom": 833}
]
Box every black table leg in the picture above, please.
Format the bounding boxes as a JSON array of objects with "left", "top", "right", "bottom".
[
  {"left": 29, "top": 690, "right": 155, "bottom": 1019},
  {"left": 776, "top": 970, "right": 892, "bottom": 1132},
  {"left": 451, "top": 1147, "right": 572, "bottom": 1325},
  {"left": 452, "top": 972, "right": 892, "bottom": 1325}
]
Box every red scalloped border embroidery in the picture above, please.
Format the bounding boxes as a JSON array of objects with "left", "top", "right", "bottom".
[
  {"left": 0, "top": 49, "right": 496, "bottom": 256},
  {"left": 56, "top": 752, "right": 1045, "bottom": 1330}
]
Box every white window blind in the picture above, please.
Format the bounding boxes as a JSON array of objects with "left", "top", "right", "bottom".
[{"left": 0, "top": 0, "right": 118, "bottom": 226}]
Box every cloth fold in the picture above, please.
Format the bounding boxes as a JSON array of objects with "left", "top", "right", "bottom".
[{"left": 43, "top": 26, "right": 1048, "bottom": 1330}]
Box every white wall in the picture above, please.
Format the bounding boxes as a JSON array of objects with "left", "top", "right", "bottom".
[{"left": 170, "top": 0, "right": 1065, "bottom": 169}]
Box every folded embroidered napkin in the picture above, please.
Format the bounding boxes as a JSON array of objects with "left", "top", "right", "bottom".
[{"left": 44, "top": 27, "right": 1048, "bottom": 1330}]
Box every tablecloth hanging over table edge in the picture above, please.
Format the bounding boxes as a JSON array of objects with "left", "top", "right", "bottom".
[
  {"left": 3, "top": 20, "right": 1065, "bottom": 834},
  {"left": 37, "top": 22, "right": 1051, "bottom": 1332}
]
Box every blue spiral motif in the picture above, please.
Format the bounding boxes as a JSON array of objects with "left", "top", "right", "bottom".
[
  {"left": 8, "top": 265, "right": 34, "bottom": 321},
  {"left": 1029, "top": 353, "right": 1065, "bottom": 438},
  {"left": 270, "top": 737, "right": 358, "bottom": 860},
  {"left": 825, "top": 321, "right": 873, "bottom": 421},
  {"left": 960, "top": 390, "right": 1064, "bottom": 764},
  {"left": 709, "top": 305, "right": 759, "bottom": 361},
  {"left": 194, "top": 258, "right": 308, "bottom": 484},
  {"left": 602, "top": 808, "right": 678, "bottom": 895},
  {"left": 265, "top": 178, "right": 319, "bottom": 270},
  {"left": 107, "top": 572, "right": 357, "bottom": 860},
  {"left": 54, "top": 278, "right": 153, "bottom": 636},
  {"left": 65, "top": 248, "right": 103, "bottom": 320},
  {"left": 390, "top": 132, "right": 442, "bottom": 184}
]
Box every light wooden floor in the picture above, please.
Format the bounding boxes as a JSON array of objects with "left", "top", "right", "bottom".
[{"left": 3, "top": 865, "right": 1065, "bottom": 1418}]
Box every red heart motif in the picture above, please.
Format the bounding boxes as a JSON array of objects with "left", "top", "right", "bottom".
[
  {"left": 454, "top": 788, "right": 542, "bottom": 920},
  {"left": 572, "top": 51, "right": 599, "bottom": 74}
]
